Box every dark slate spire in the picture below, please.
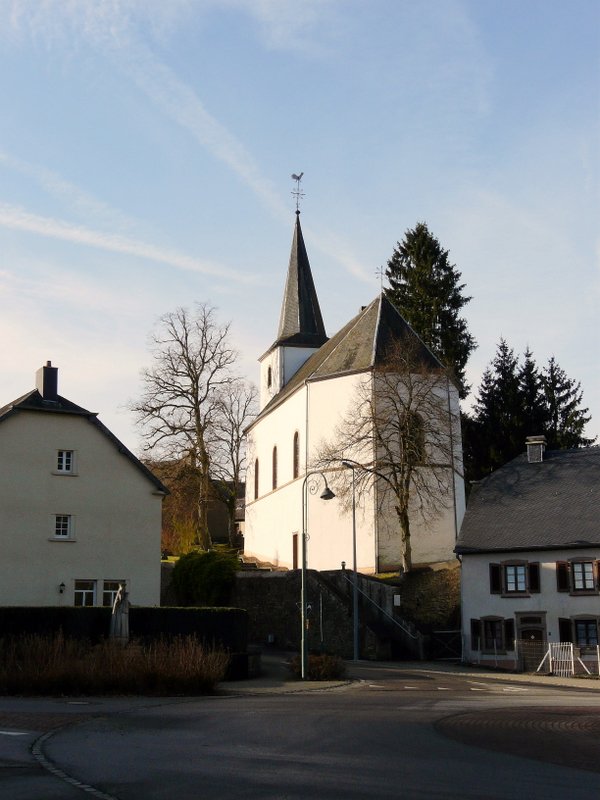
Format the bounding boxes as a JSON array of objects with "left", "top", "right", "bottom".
[{"left": 275, "top": 212, "right": 328, "bottom": 348}]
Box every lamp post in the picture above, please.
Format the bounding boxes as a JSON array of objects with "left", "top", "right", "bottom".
[
  {"left": 341, "top": 460, "right": 359, "bottom": 661},
  {"left": 301, "top": 470, "right": 335, "bottom": 680}
]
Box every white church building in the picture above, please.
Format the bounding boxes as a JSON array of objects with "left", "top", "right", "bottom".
[{"left": 243, "top": 212, "right": 465, "bottom": 574}]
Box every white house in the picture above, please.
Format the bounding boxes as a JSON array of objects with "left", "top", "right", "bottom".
[
  {"left": 0, "top": 362, "right": 167, "bottom": 607},
  {"left": 456, "top": 438, "right": 600, "bottom": 671},
  {"left": 243, "top": 212, "right": 465, "bottom": 574}
]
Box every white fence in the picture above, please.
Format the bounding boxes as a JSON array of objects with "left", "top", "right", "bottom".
[{"left": 537, "top": 643, "right": 600, "bottom": 677}]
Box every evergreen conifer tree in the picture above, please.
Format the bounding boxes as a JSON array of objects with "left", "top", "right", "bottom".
[
  {"left": 465, "top": 343, "right": 595, "bottom": 480},
  {"left": 518, "top": 347, "right": 549, "bottom": 438},
  {"left": 542, "top": 357, "right": 595, "bottom": 449},
  {"left": 384, "top": 222, "right": 476, "bottom": 398}
]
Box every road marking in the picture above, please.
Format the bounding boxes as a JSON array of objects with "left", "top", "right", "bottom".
[
  {"left": 502, "top": 686, "right": 529, "bottom": 692},
  {"left": 0, "top": 731, "right": 28, "bottom": 736},
  {"left": 437, "top": 687, "right": 452, "bottom": 691},
  {"left": 403, "top": 686, "right": 419, "bottom": 690},
  {"left": 470, "top": 688, "right": 486, "bottom": 691}
]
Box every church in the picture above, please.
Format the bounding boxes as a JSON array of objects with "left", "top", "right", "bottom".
[{"left": 243, "top": 211, "right": 465, "bottom": 574}]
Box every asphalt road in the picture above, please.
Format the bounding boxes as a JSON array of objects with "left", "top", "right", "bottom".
[{"left": 1, "top": 665, "right": 600, "bottom": 800}]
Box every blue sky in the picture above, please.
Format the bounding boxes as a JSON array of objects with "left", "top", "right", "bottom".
[{"left": 1, "top": 0, "right": 598, "bottom": 451}]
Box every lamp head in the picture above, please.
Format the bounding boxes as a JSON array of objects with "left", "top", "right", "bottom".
[
  {"left": 341, "top": 460, "right": 354, "bottom": 469},
  {"left": 320, "top": 486, "right": 336, "bottom": 501}
]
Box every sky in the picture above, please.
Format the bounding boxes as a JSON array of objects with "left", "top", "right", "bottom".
[{"left": 1, "top": 0, "right": 598, "bottom": 453}]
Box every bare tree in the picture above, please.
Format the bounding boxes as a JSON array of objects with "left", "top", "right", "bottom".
[
  {"left": 132, "top": 304, "right": 237, "bottom": 550},
  {"left": 315, "top": 338, "right": 460, "bottom": 572},
  {"left": 210, "top": 379, "right": 258, "bottom": 547}
]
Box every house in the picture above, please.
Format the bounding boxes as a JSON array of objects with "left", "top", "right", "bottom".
[
  {"left": 456, "top": 437, "right": 600, "bottom": 671},
  {"left": 0, "top": 362, "right": 168, "bottom": 607},
  {"left": 243, "top": 211, "right": 465, "bottom": 573}
]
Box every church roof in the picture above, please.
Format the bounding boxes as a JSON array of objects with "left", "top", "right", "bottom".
[
  {"left": 270, "top": 212, "right": 328, "bottom": 352},
  {"left": 251, "top": 294, "right": 443, "bottom": 425}
]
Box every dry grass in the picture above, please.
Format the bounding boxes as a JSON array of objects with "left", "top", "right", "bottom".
[{"left": 0, "top": 633, "right": 229, "bottom": 695}]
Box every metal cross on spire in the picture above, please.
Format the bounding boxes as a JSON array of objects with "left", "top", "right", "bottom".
[
  {"left": 375, "top": 265, "right": 385, "bottom": 291},
  {"left": 291, "top": 172, "right": 305, "bottom": 212}
]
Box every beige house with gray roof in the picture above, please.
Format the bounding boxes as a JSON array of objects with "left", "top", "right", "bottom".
[
  {"left": 244, "top": 212, "right": 465, "bottom": 574},
  {"left": 0, "top": 362, "right": 167, "bottom": 607}
]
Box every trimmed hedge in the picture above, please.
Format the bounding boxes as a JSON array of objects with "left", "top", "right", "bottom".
[
  {"left": 171, "top": 550, "right": 238, "bottom": 606},
  {"left": 0, "top": 607, "right": 247, "bottom": 653}
]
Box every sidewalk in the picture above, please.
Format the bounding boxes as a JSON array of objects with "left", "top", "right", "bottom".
[{"left": 221, "top": 651, "right": 600, "bottom": 695}]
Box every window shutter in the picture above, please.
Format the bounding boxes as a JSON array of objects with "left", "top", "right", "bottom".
[
  {"left": 556, "top": 561, "right": 570, "bottom": 592},
  {"left": 504, "top": 618, "right": 515, "bottom": 650},
  {"left": 558, "top": 617, "right": 572, "bottom": 643},
  {"left": 528, "top": 562, "right": 540, "bottom": 593},
  {"left": 489, "top": 563, "right": 501, "bottom": 594},
  {"left": 595, "top": 561, "right": 600, "bottom": 590},
  {"left": 470, "top": 619, "right": 481, "bottom": 651}
]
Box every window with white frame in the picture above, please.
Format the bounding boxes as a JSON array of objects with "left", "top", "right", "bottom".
[
  {"left": 103, "top": 580, "right": 124, "bottom": 607},
  {"left": 54, "top": 514, "right": 73, "bottom": 539},
  {"left": 56, "top": 450, "right": 74, "bottom": 473},
  {"left": 556, "top": 560, "right": 599, "bottom": 594},
  {"left": 470, "top": 617, "right": 515, "bottom": 653},
  {"left": 575, "top": 619, "right": 599, "bottom": 647},
  {"left": 74, "top": 580, "right": 96, "bottom": 607},
  {"left": 489, "top": 561, "right": 540, "bottom": 595}
]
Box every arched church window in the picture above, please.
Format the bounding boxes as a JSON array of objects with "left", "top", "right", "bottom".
[
  {"left": 403, "top": 412, "right": 425, "bottom": 463},
  {"left": 254, "top": 459, "right": 259, "bottom": 500},
  {"left": 293, "top": 431, "right": 300, "bottom": 479},
  {"left": 267, "top": 366, "right": 272, "bottom": 389},
  {"left": 272, "top": 446, "right": 278, "bottom": 490}
]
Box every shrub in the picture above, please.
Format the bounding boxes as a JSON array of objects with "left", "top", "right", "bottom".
[
  {"left": 288, "top": 653, "right": 346, "bottom": 681},
  {"left": 0, "top": 633, "right": 229, "bottom": 695},
  {"left": 171, "top": 550, "right": 238, "bottom": 606}
]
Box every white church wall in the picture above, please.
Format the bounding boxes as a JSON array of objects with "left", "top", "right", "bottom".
[
  {"left": 306, "top": 374, "right": 377, "bottom": 572},
  {"left": 258, "top": 348, "right": 282, "bottom": 410}
]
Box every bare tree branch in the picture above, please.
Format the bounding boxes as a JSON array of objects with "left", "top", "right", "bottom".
[
  {"left": 131, "top": 304, "right": 240, "bottom": 550},
  {"left": 314, "top": 337, "right": 460, "bottom": 572}
]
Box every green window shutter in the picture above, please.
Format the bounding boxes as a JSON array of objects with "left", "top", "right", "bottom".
[
  {"left": 556, "top": 562, "right": 569, "bottom": 592},
  {"left": 558, "top": 617, "right": 572, "bottom": 643},
  {"left": 489, "top": 563, "right": 501, "bottom": 594},
  {"left": 470, "top": 618, "right": 481, "bottom": 650},
  {"left": 528, "top": 562, "right": 540, "bottom": 593},
  {"left": 504, "top": 618, "right": 515, "bottom": 650}
]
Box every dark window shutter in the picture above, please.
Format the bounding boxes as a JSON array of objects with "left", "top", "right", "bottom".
[
  {"left": 470, "top": 619, "right": 481, "bottom": 650},
  {"left": 504, "top": 618, "right": 515, "bottom": 650},
  {"left": 595, "top": 561, "right": 600, "bottom": 590},
  {"left": 556, "top": 561, "right": 570, "bottom": 592},
  {"left": 489, "top": 563, "right": 502, "bottom": 594},
  {"left": 558, "top": 617, "right": 572, "bottom": 643},
  {"left": 528, "top": 562, "right": 540, "bottom": 593}
]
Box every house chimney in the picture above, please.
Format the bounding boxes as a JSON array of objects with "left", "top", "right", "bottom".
[
  {"left": 36, "top": 361, "right": 58, "bottom": 402},
  {"left": 526, "top": 435, "right": 546, "bottom": 464}
]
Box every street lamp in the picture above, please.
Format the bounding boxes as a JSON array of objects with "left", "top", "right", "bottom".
[
  {"left": 301, "top": 470, "right": 335, "bottom": 680},
  {"left": 341, "top": 460, "right": 359, "bottom": 661}
]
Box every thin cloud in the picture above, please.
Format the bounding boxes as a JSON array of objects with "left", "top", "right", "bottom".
[
  {"left": 0, "top": 150, "right": 139, "bottom": 232},
  {"left": 1, "top": 0, "right": 369, "bottom": 278},
  {"left": 0, "top": 203, "right": 252, "bottom": 282}
]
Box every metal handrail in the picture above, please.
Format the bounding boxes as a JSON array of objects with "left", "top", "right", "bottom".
[{"left": 339, "top": 571, "right": 420, "bottom": 641}]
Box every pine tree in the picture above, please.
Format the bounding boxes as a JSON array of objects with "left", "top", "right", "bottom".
[
  {"left": 472, "top": 339, "right": 523, "bottom": 473},
  {"left": 384, "top": 221, "right": 476, "bottom": 398},
  {"left": 518, "top": 347, "right": 549, "bottom": 438},
  {"left": 465, "top": 344, "right": 595, "bottom": 481},
  {"left": 542, "top": 357, "right": 595, "bottom": 449}
]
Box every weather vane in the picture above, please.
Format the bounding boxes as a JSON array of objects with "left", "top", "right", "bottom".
[{"left": 291, "top": 172, "right": 305, "bottom": 212}]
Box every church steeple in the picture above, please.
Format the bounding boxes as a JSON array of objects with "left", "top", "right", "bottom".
[
  {"left": 275, "top": 212, "right": 328, "bottom": 349},
  {"left": 259, "top": 211, "right": 328, "bottom": 410}
]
